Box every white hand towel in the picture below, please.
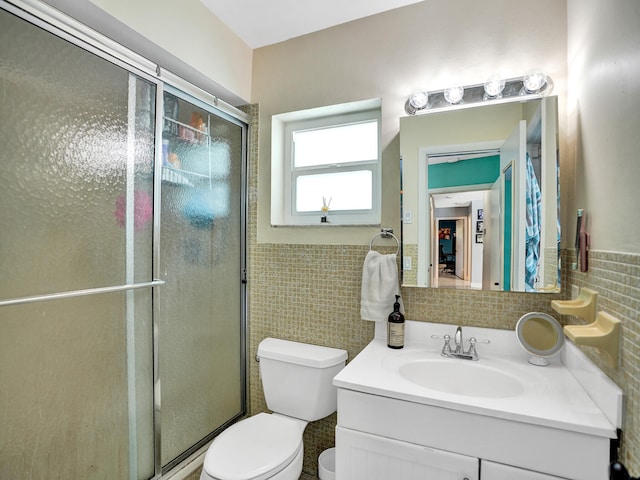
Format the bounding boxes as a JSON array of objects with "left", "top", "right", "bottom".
[{"left": 360, "top": 250, "right": 403, "bottom": 322}]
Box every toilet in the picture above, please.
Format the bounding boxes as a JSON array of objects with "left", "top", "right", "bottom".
[{"left": 200, "top": 338, "right": 348, "bottom": 480}]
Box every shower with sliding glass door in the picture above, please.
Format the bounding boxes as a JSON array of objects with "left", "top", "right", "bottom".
[{"left": 0, "top": 3, "right": 247, "bottom": 479}]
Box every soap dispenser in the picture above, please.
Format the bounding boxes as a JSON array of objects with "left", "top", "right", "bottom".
[{"left": 387, "top": 295, "right": 405, "bottom": 349}]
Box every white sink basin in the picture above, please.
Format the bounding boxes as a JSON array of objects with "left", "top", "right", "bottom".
[
  {"left": 397, "top": 359, "right": 526, "bottom": 398},
  {"left": 380, "top": 348, "right": 546, "bottom": 399}
]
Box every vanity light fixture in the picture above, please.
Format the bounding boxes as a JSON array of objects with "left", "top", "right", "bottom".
[{"left": 404, "top": 71, "right": 553, "bottom": 115}]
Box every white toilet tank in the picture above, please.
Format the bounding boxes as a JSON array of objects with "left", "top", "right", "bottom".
[{"left": 257, "top": 338, "right": 348, "bottom": 422}]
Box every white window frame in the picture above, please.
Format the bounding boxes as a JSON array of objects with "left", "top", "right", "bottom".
[{"left": 271, "top": 98, "right": 382, "bottom": 226}]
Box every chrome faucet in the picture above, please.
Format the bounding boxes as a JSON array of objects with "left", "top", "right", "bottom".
[
  {"left": 431, "top": 326, "right": 490, "bottom": 361},
  {"left": 454, "top": 326, "right": 463, "bottom": 354}
]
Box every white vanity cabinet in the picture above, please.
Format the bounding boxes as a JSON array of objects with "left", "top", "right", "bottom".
[
  {"left": 335, "top": 427, "right": 565, "bottom": 480},
  {"left": 481, "top": 461, "right": 565, "bottom": 480},
  {"left": 335, "top": 388, "right": 611, "bottom": 480},
  {"left": 337, "top": 427, "right": 479, "bottom": 480}
]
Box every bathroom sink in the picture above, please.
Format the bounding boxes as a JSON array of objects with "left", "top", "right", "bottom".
[{"left": 397, "top": 359, "right": 526, "bottom": 398}]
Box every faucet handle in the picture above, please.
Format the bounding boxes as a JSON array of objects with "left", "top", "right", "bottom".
[
  {"left": 431, "top": 334, "right": 452, "bottom": 355},
  {"left": 466, "top": 337, "right": 490, "bottom": 360},
  {"left": 467, "top": 336, "right": 490, "bottom": 345}
]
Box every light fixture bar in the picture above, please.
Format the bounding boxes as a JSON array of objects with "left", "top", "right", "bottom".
[{"left": 405, "top": 74, "right": 553, "bottom": 115}]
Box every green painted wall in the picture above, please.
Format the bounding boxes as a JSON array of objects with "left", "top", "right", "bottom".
[{"left": 428, "top": 155, "right": 499, "bottom": 189}]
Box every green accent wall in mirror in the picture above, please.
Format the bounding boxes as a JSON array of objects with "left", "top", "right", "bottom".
[{"left": 428, "top": 154, "right": 500, "bottom": 189}]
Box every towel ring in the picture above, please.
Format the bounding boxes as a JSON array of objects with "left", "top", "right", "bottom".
[{"left": 369, "top": 228, "right": 400, "bottom": 256}]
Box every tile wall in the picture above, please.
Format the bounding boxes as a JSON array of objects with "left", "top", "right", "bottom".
[{"left": 564, "top": 249, "right": 640, "bottom": 471}]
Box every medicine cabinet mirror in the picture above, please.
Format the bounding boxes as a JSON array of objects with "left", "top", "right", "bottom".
[{"left": 400, "top": 96, "right": 560, "bottom": 292}]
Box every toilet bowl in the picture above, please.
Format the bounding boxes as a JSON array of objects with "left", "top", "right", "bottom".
[
  {"left": 201, "top": 413, "right": 305, "bottom": 480},
  {"left": 200, "top": 338, "right": 347, "bottom": 480}
]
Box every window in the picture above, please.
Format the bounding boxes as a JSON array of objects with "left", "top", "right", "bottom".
[{"left": 271, "top": 99, "right": 382, "bottom": 226}]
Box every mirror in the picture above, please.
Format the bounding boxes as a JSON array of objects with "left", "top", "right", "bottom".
[
  {"left": 400, "top": 97, "right": 560, "bottom": 292},
  {"left": 516, "top": 312, "right": 565, "bottom": 366}
]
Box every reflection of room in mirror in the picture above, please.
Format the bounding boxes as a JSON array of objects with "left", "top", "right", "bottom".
[{"left": 399, "top": 96, "right": 560, "bottom": 293}]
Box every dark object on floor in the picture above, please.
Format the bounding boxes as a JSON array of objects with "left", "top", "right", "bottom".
[{"left": 610, "top": 462, "right": 639, "bottom": 480}]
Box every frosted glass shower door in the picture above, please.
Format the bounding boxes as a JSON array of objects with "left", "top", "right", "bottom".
[
  {"left": 159, "top": 90, "right": 245, "bottom": 468},
  {"left": 0, "top": 3, "right": 247, "bottom": 478},
  {"left": 0, "top": 7, "right": 156, "bottom": 480}
]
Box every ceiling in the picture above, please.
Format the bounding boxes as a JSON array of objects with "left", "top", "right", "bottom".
[
  {"left": 199, "top": 0, "right": 424, "bottom": 49},
  {"left": 433, "top": 191, "right": 485, "bottom": 209}
]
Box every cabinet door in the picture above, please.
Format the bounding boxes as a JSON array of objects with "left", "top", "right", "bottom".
[
  {"left": 336, "top": 427, "right": 478, "bottom": 480},
  {"left": 482, "top": 460, "right": 567, "bottom": 480}
]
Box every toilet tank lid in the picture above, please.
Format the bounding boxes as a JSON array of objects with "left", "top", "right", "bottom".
[{"left": 258, "top": 338, "right": 347, "bottom": 368}]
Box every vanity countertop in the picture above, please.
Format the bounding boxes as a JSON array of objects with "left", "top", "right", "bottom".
[{"left": 333, "top": 320, "right": 621, "bottom": 439}]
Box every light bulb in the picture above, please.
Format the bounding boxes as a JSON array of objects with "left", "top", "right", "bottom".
[
  {"left": 484, "top": 75, "right": 505, "bottom": 98},
  {"left": 523, "top": 71, "right": 547, "bottom": 93},
  {"left": 408, "top": 90, "right": 428, "bottom": 110},
  {"left": 444, "top": 86, "right": 464, "bottom": 104}
]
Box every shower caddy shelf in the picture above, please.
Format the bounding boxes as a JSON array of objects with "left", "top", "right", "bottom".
[
  {"left": 161, "top": 116, "right": 212, "bottom": 187},
  {"left": 161, "top": 166, "right": 209, "bottom": 187}
]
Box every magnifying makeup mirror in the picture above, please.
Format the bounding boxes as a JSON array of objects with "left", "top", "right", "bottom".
[{"left": 516, "top": 312, "right": 564, "bottom": 366}]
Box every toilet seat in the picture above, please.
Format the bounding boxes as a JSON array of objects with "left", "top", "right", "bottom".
[{"left": 203, "top": 413, "right": 303, "bottom": 480}]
